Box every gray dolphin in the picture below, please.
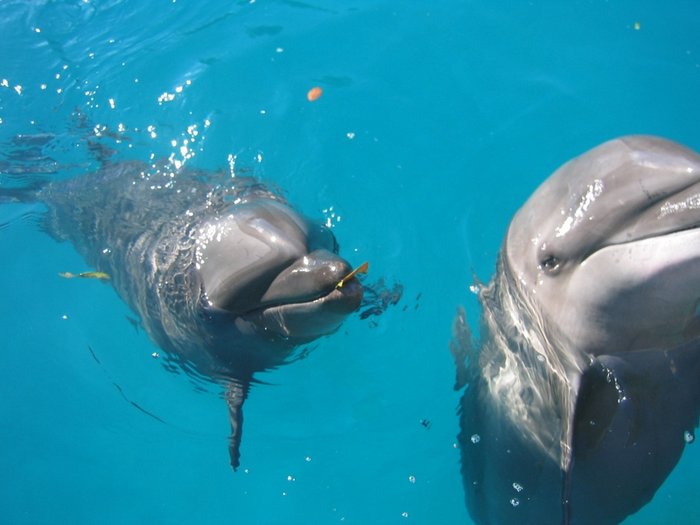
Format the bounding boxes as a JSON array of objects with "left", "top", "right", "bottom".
[
  {"left": 2, "top": 158, "right": 363, "bottom": 469},
  {"left": 452, "top": 136, "right": 700, "bottom": 524}
]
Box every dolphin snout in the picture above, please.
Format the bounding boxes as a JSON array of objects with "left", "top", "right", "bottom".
[
  {"left": 253, "top": 250, "right": 364, "bottom": 340},
  {"left": 261, "top": 249, "right": 356, "bottom": 306}
]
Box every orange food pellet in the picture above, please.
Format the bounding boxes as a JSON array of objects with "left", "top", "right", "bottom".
[{"left": 306, "top": 86, "right": 323, "bottom": 101}]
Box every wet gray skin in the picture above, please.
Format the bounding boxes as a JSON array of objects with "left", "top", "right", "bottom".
[
  {"left": 453, "top": 136, "right": 700, "bottom": 525},
  {"left": 4, "top": 160, "right": 363, "bottom": 470},
  {"left": 196, "top": 199, "right": 361, "bottom": 344}
]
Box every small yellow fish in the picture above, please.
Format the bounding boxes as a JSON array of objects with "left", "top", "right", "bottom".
[
  {"left": 336, "top": 261, "right": 369, "bottom": 289},
  {"left": 59, "top": 271, "right": 111, "bottom": 281}
]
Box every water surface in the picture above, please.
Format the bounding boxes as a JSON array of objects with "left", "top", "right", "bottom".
[{"left": 1, "top": 1, "right": 699, "bottom": 523}]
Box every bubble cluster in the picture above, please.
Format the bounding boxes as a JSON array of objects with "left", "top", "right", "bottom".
[
  {"left": 322, "top": 206, "right": 342, "bottom": 229},
  {"left": 157, "top": 80, "right": 192, "bottom": 105}
]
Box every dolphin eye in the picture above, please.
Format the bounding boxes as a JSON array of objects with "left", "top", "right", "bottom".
[{"left": 540, "top": 255, "right": 561, "bottom": 274}]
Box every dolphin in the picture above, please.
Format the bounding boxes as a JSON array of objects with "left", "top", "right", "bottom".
[
  {"left": 1, "top": 157, "right": 364, "bottom": 469},
  {"left": 452, "top": 136, "right": 700, "bottom": 524}
]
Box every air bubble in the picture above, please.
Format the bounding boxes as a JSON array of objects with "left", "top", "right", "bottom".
[
  {"left": 510, "top": 498, "right": 520, "bottom": 507},
  {"left": 685, "top": 430, "right": 695, "bottom": 443},
  {"left": 470, "top": 434, "right": 481, "bottom": 444}
]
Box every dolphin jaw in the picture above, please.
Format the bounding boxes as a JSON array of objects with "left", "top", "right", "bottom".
[
  {"left": 250, "top": 277, "right": 363, "bottom": 341},
  {"left": 571, "top": 227, "right": 700, "bottom": 353},
  {"left": 257, "top": 249, "right": 353, "bottom": 306}
]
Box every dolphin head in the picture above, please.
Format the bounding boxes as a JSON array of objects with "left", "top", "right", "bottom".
[
  {"left": 504, "top": 135, "right": 700, "bottom": 356},
  {"left": 194, "top": 198, "right": 363, "bottom": 345}
]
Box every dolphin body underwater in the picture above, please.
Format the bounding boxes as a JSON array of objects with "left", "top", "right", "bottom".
[
  {"left": 452, "top": 136, "right": 700, "bottom": 524},
  {"left": 0, "top": 156, "right": 364, "bottom": 469}
]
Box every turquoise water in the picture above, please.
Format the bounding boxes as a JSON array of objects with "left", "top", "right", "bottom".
[{"left": 1, "top": 1, "right": 699, "bottom": 524}]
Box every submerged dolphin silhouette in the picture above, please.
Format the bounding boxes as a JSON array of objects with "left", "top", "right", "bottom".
[
  {"left": 1, "top": 158, "right": 363, "bottom": 469},
  {"left": 452, "top": 136, "right": 700, "bottom": 524}
]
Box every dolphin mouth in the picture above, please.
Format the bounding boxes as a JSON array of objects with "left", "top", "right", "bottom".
[
  {"left": 586, "top": 223, "right": 700, "bottom": 263},
  {"left": 271, "top": 279, "right": 362, "bottom": 312},
  {"left": 249, "top": 275, "right": 363, "bottom": 315},
  {"left": 250, "top": 276, "right": 364, "bottom": 340},
  {"left": 233, "top": 254, "right": 365, "bottom": 340},
  {"left": 583, "top": 176, "right": 700, "bottom": 263},
  {"left": 249, "top": 253, "right": 363, "bottom": 312}
]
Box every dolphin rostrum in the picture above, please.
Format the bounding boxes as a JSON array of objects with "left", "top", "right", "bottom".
[
  {"left": 1, "top": 157, "right": 364, "bottom": 470},
  {"left": 452, "top": 136, "right": 700, "bottom": 524}
]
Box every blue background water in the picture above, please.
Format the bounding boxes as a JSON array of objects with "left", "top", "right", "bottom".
[{"left": 1, "top": 1, "right": 699, "bottom": 523}]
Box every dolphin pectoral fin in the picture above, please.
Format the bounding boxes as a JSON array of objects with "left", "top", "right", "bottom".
[
  {"left": 568, "top": 341, "right": 700, "bottom": 523},
  {"left": 225, "top": 380, "right": 250, "bottom": 471}
]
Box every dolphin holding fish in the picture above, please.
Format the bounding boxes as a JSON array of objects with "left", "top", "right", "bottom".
[
  {"left": 452, "top": 136, "right": 700, "bottom": 524},
  {"left": 1, "top": 154, "right": 365, "bottom": 469}
]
